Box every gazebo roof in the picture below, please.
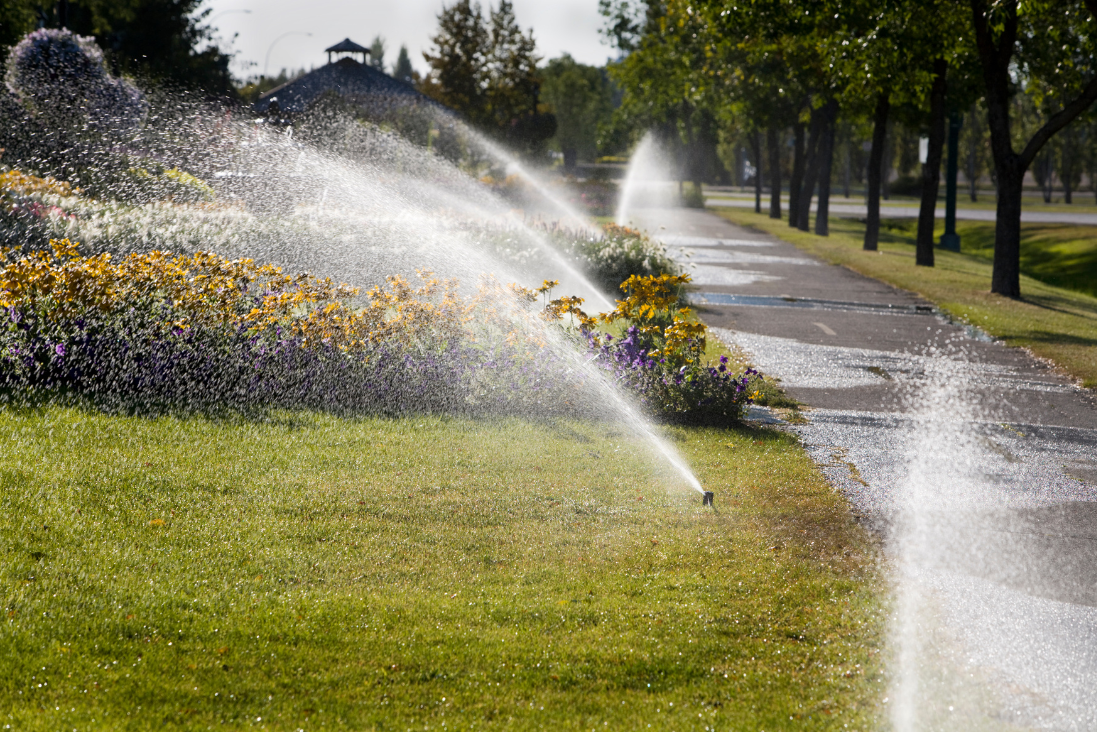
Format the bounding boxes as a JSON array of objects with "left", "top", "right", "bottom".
[{"left": 324, "top": 38, "right": 370, "bottom": 55}]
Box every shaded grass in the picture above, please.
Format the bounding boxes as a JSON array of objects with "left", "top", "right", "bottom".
[
  {"left": 951, "top": 221, "right": 1097, "bottom": 298},
  {"left": 0, "top": 407, "right": 884, "bottom": 730},
  {"left": 705, "top": 191, "right": 1097, "bottom": 215},
  {"left": 714, "top": 209, "right": 1097, "bottom": 389}
]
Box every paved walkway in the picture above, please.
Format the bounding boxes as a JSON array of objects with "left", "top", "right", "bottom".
[
  {"left": 631, "top": 207, "right": 1097, "bottom": 729},
  {"left": 706, "top": 195, "right": 1097, "bottom": 225}
]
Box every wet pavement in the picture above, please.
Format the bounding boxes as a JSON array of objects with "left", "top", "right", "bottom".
[{"left": 632, "top": 207, "right": 1097, "bottom": 730}]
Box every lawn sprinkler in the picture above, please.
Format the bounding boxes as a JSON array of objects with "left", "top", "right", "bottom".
[{"left": 702, "top": 491, "right": 714, "bottom": 507}]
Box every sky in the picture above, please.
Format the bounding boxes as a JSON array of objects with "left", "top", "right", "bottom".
[{"left": 202, "top": 0, "right": 616, "bottom": 81}]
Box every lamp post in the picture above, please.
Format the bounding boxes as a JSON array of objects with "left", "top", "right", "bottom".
[
  {"left": 264, "top": 32, "right": 312, "bottom": 78},
  {"left": 939, "top": 112, "right": 962, "bottom": 252}
]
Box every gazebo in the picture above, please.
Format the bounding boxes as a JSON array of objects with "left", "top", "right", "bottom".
[
  {"left": 254, "top": 38, "right": 450, "bottom": 119},
  {"left": 325, "top": 38, "right": 370, "bottom": 65}
]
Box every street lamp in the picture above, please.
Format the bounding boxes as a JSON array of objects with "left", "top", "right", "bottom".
[{"left": 264, "top": 32, "right": 312, "bottom": 78}]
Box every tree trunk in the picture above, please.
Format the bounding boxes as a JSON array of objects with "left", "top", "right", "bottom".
[
  {"left": 971, "top": 0, "right": 1097, "bottom": 297},
  {"left": 767, "top": 123, "right": 781, "bottom": 219},
  {"left": 991, "top": 161, "right": 1024, "bottom": 297},
  {"left": 1063, "top": 133, "right": 1074, "bottom": 204},
  {"left": 1044, "top": 155, "right": 1054, "bottom": 203},
  {"left": 750, "top": 131, "right": 762, "bottom": 213},
  {"left": 916, "top": 58, "right": 948, "bottom": 267},
  {"left": 815, "top": 99, "right": 839, "bottom": 236},
  {"left": 788, "top": 121, "right": 805, "bottom": 227},
  {"left": 797, "top": 106, "right": 826, "bottom": 231},
  {"left": 843, "top": 132, "right": 851, "bottom": 198},
  {"left": 864, "top": 93, "right": 890, "bottom": 251},
  {"left": 562, "top": 147, "right": 578, "bottom": 172},
  {"left": 881, "top": 125, "right": 892, "bottom": 200}
]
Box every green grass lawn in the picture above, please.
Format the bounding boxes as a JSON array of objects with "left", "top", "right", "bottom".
[
  {"left": 950, "top": 220, "right": 1097, "bottom": 298},
  {"left": 1, "top": 407, "right": 885, "bottom": 730},
  {"left": 705, "top": 190, "right": 1097, "bottom": 215},
  {"left": 714, "top": 209, "right": 1097, "bottom": 389}
]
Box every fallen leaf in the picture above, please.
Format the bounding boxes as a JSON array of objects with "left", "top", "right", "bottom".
[{"left": 149, "top": 519, "right": 165, "bottom": 527}]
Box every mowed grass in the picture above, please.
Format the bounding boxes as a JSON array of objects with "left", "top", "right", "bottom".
[
  {"left": 953, "top": 220, "right": 1097, "bottom": 298},
  {"left": 715, "top": 208, "right": 1097, "bottom": 388},
  {"left": 1, "top": 407, "right": 884, "bottom": 730}
]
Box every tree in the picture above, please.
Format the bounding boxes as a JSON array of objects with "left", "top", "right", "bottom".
[
  {"left": 604, "top": 0, "right": 729, "bottom": 190},
  {"left": 423, "top": 0, "right": 491, "bottom": 126},
  {"left": 369, "top": 36, "right": 386, "bottom": 71},
  {"left": 913, "top": 59, "right": 948, "bottom": 267},
  {"left": 422, "top": 0, "right": 552, "bottom": 153},
  {"left": 540, "top": 55, "right": 613, "bottom": 169},
  {"left": 486, "top": 0, "right": 541, "bottom": 130},
  {"left": 1056, "top": 122, "right": 1084, "bottom": 204},
  {"left": 969, "top": 0, "right": 1097, "bottom": 297},
  {"left": 392, "top": 45, "right": 414, "bottom": 84}
]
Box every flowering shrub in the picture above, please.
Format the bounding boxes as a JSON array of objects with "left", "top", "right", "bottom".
[
  {"left": 541, "top": 222, "right": 680, "bottom": 293},
  {"left": 0, "top": 170, "right": 77, "bottom": 198},
  {"left": 538, "top": 273, "right": 755, "bottom": 425},
  {"left": 588, "top": 329, "right": 756, "bottom": 425},
  {"left": 5, "top": 29, "right": 145, "bottom": 134},
  {"left": 123, "top": 166, "right": 216, "bottom": 204}
]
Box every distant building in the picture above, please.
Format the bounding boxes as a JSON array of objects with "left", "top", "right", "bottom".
[{"left": 253, "top": 38, "right": 442, "bottom": 117}]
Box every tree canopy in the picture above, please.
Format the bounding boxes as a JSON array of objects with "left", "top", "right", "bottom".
[
  {"left": 422, "top": 0, "right": 554, "bottom": 154},
  {"left": 539, "top": 54, "right": 614, "bottom": 168},
  {"left": 1, "top": 0, "right": 235, "bottom": 96},
  {"left": 601, "top": 0, "right": 1097, "bottom": 297}
]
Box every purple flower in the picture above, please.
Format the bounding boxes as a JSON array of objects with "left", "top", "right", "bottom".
[{"left": 55, "top": 343, "right": 65, "bottom": 357}]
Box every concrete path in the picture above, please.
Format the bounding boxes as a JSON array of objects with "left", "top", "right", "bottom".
[
  {"left": 632, "top": 207, "right": 1097, "bottom": 730},
  {"left": 706, "top": 195, "right": 1097, "bottom": 225}
]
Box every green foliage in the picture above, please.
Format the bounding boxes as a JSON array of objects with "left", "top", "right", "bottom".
[
  {"left": 601, "top": 1, "right": 724, "bottom": 184},
  {"left": 392, "top": 44, "right": 415, "bottom": 84},
  {"left": 369, "top": 35, "right": 387, "bottom": 71},
  {"left": 122, "top": 165, "right": 215, "bottom": 204},
  {"left": 236, "top": 68, "right": 308, "bottom": 105},
  {"left": 423, "top": 0, "right": 490, "bottom": 122},
  {"left": 680, "top": 182, "right": 704, "bottom": 208},
  {"left": 540, "top": 55, "right": 614, "bottom": 166},
  {"left": 0, "top": 0, "right": 236, "bottom": 96},
  {"left": 422, "top": 0, "right": 553, "bottom": 154},
  {"left": 547, "top": 223, "right": 680, "bottom": 293}
]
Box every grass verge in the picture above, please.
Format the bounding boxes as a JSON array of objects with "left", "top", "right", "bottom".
[
  {"left": 950, "top": 220, "right": 1097, "bottom": 298},
  {"left": 713, "top": 208, "right": 1097, "bottom": 389},
  {"left": 1, "top": 407, "right": 884, "bottom": 730}
]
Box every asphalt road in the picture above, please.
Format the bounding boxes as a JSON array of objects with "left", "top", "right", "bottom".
[
  {"left": 632, "top": 206, "right": 1097, "bottom": 730},
  {"left": 706, "top": 195, "right": 1097, "bottom": 225}
]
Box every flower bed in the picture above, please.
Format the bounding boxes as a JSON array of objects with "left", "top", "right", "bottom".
[
  {"left": 1, "top": 241, "right": 753, "bottom": 424},
  {"left": 565, "top": 273, "right": 756, "bottom": 425},
  {"left": 0, "top": 241, "right": 589, "bottom": 417}
]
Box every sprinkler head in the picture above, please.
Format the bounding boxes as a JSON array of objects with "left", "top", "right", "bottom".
[{"left": 702, "top": 491, "right": 714, "bottom": 507}]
